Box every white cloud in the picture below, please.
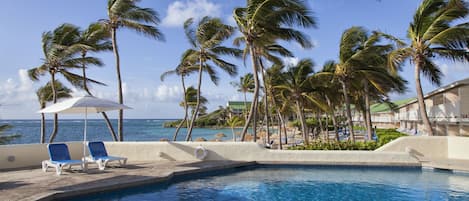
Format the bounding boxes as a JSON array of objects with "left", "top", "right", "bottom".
[
  {"left": 438, "top": 61, "right": 469, "bottom": 84},
  {"left": 162, "top": 0, "right": 222, "bottom": 27},
  {"left": 283, "top": 57, "right": 299, "bottom": 66},
  {"left": 155, "top": 84, "right": 181, "bottom": 101}
]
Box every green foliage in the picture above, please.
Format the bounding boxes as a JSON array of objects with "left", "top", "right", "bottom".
[
  {"left": 289, "top": 128, "right": 406, "bottom": 150},
  {"left": 0, "top": 124, "right": 20, "bottom": 145},
  {"left": 376, "top": 128, "right": 406, "bottom": 146},
  {"left": 289, "top": 140, "right": 379, "bottom": 151}
]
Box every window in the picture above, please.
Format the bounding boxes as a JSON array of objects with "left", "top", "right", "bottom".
[{"left": 434, "top": 94, "right": 444, "bottom": 105}]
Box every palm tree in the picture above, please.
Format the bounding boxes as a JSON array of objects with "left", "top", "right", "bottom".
[
  {"left": 230, "top": 73, "right": 255, "bottom": 120},
  {"left": 233, "top": 0, "right": 316, "bottom": 141},
  {"left": 389, "top": 0, "right": 469, "bottom": 135},
  {"left": 161, "top": 55, "right": 198, "bottom": 141},
  {"left": 227, "top": 116, "right": 243, "bottom": 141},
  {"left": 104, "top": 0, "right": 164, "bottom": 141},
  {"left": 329, "top": 27, "right": 400, "bottom": 142},
  {"left": 275, "top": 59, "right": 325, "bottom": 145},
  {"left": 78, "top": 22, "right": 118, "bottom": 141},
  {"left": 182, "top": 16, "right": 240, "bottom": 141},
  {"left": 28, "top": 23, "right": 102, "bottom": 143},
  {"left": 36, "top": 81, "right": 72, "bottom": 143}
]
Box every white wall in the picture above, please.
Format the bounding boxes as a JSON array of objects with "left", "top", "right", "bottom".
[
  {"left": 447, "top": 137, "right": 469, "bottom": 160},
  {"left": 376, "top": 136, "right": 448, "bottom": 159},
  {"left": 0, "top": 142, "right": 419, "bottom": 170}
]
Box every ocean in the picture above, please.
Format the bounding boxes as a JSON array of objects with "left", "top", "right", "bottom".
[{"left": 0, "top": 119, "right": 239, "bottom": 144}]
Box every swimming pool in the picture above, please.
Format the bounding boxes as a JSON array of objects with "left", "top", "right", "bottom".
[{"left": 68, "top": 165, "right": 469, "bottom": 201}]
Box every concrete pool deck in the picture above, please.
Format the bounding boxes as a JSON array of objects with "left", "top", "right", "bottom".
[{"left": 0, "top": 160, "right": 256, "bottom": 201}]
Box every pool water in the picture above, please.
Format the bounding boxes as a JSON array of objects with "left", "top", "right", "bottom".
[{"left": 68, "top": 165, "right": 469, "bottom": 201}]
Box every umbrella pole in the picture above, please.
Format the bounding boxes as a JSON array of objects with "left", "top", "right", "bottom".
[{"left": 83, "top": 108, "right": 87, "bottom": 163}]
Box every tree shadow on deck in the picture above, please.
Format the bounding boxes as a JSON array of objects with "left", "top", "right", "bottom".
[{"left": 0, "top": 181, "right": 31, "bottom": 190}]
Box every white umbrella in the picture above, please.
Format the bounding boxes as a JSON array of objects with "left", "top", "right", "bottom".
[{"left": 38, "top": 95, "right": 131, "bottom": 160}]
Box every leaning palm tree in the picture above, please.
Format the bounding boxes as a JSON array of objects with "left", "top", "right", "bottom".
[
  {"left": 275, "top": 59, "right": 326, "bottom": 145},
  {"left": 230, "top": 73, "right": 255, "bottom": 120},
  {"left": 182, "top": 16, "right": 240, "bottom": 141},
  {"left": 329, "top": 27, "right": 403, "bottom": 142},
  {"left": 78, "top": 22, "right": 118, "bottom": 141},
  {"left": 389, "top": 0, "right": 469, "bottom": 135},
  {"left": 28, "top": 23, "right": 103, "bottom": 143},
  {"left": 161, "top": 51, "right": 224, "bottom": 141},
  {"left": 161, "top": 55, "right": 198, "bottom": 141},
  {"left": 233, "top": 0, "right": 316, "bottom": 141},
  {"left": 36, "top": 81, "right": 72, "bottom": 143},
  {"left": 104, "top": 0, "right": 164, "bottom": 141}
]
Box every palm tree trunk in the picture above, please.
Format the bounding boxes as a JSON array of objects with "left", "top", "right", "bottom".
[
  {"left": 243, "top": 92, "right": 248, "bottom": 121},
  {"left": 415, "top": 62, "right": 433, "bottom": 136},
  {"left": 111, "top": 27, "right": 124, "bottom": 141},
  {"left": 276, "top": 112, "right": 284, "bottom": 149},
  {"left": 40, "top": 111, "right": 45, "bottom": 144},
  {"left": 295, "top": 100, "right": 309, "bottom": 145},
  {"left": 186, "top": 57, "right": 204, "bottom": 141},
  {"left": 317, "top": 112, "right": 324, "bottom": 141},
  {"left": 241, "top": 46, "right": 260, "bottom": 141},
  {"left": 341, "top": 80, "right": 355, "bottom": 142},
  {"left": 325, "top": 95, "right": 339, "bottom": 141},
  {"left": 48, "top": 73, "right": 58, "bottom": 143},
  {"left": 325, "top": 112, "right": 330, "bottom": 142},
  {"left": 259, "top": 64, "right": 270, "bottom": 145},
  {"left": 173, "top": 76, "right": 188, "bottom": 141},
  {"left": 82, "top": 53, "right": 118, "bottom": 141},
  {"left": 363, "top": 81, "right": 373, "bottom": 140}
]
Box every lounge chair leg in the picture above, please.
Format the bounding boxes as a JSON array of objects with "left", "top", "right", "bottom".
[
  {"left": 98, "top": 160, "right": 105, "bottom": 171},
  {"left": 42, "top": 161, "right": 48, "bottom": 172},
  {"left": 56, "top": 165, "right": 62, "bottom": 176}
]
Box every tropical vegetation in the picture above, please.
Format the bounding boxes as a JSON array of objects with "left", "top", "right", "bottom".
[{"left": 21, "top": 0, "right": 467, "bottom": 148}]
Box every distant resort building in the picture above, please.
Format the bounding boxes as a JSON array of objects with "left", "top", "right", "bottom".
[
  {"left": 356, "top": 78, "right": 469, "bottom": 136},
  {"left": 227, "top": 101, "right": 251, "bottom": 117}
]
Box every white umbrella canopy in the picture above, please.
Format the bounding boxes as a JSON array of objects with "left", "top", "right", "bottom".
[
  {"left": 38, "top": 95, "right": 131, "bottom": 162},
  {"left": 38, "top": 95, "right": 131, "bottom": 114}
]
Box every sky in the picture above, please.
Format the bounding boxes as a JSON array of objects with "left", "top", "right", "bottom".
[{"left": 0, "top": 0, "right": 468, "bottom": 119}]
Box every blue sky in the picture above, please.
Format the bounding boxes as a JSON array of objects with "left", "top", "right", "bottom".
[{"left": 0, "top": 0, "right": 467, "bottom": 119}]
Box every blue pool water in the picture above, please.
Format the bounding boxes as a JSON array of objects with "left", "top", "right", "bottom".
[{"left": 68, "top": 165, "right": 469, "bottom": 201}]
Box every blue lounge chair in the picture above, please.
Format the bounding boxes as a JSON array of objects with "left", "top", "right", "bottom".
[
  {"left": 86, "top": 141, "right": 127, "bottom": 170},
  {"left": 42, "top": 143, "right": 86, "bottom": 175}
]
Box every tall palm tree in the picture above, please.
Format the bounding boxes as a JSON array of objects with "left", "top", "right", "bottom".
[
  {"left": 36, "top": 81, "right": 72, "bottom": 143},
  {"left": 28, "top": 23, "right": 102, "bottom": 143},
  {"left": 161, "top": 54, "right": 198, "bottom": 141},
  {"left": 233, "top": 0, "right": 316, "bottom": 141},
  {"left": 182, "top": 16, "right": 240, "bottom": 141},
  {"left": 230, "top": 73, "right": 255, "bottom": 120},
  {"left": 104, "top": 0, "right": 164, "bottom": 141},
  {"left": 275, "top": 59, "right": 325, "bottom": 145},
  {"left": 78, "top": 22, "right": 118, "bottom": 141},
  {"left": 330, "top": 27, "right": 401, "bottom": 142},
  {"left": 389, "top": 0, "right": 469, "bottom": 135}
]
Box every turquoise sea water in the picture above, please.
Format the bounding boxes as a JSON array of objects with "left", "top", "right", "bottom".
[
  {"left": 1, "top": 119, "right": 239, "bottom": 144},
  {"left": 68, "top": 165, "right": 469, "bottom": 201}
]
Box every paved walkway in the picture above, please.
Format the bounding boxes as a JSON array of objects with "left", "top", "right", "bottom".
[{"left": 0, "top": 160, "right": 255, "bottom": 201}]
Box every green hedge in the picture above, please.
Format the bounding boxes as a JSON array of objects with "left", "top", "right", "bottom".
[
  {"left": 288, "top": 128, "right": 406, "bottom": 151},
  {"left": 376, "top": 129, "right": 406, "bottom": 146},
  {"left": 289, "top": 141, "right": 379, "bottom": 150}
]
